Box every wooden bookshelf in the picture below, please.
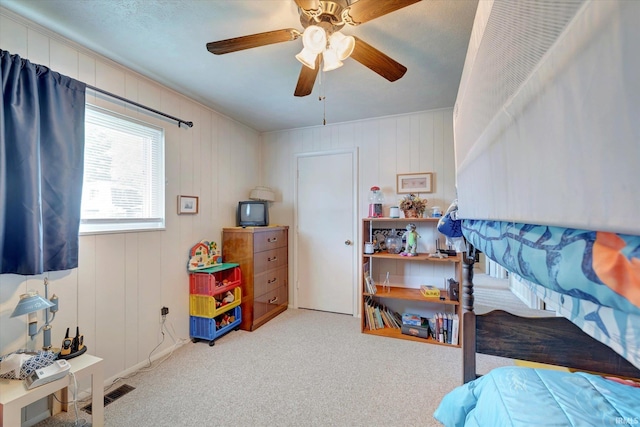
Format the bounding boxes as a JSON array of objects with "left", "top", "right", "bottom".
[{"left": 361, "top": 217, "right": 463, "bottom": 347}]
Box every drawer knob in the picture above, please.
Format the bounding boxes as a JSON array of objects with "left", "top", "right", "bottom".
[
  {"left": 268, "top": 278, "right": 277, "bottom": 284},
  {"left": 268, "top": 237, "right": 278, "bottom": 243},
  {"left": 268, "top": 256, "right": 278, "bottom": 262},
  {"left": 268, "top": 296, "right": 278, "bottom": 304}
]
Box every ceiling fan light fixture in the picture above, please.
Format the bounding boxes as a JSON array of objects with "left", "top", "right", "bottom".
[
  {"left": 322, "top": 48, "right": 343, "bottom": 72},
  {"left": 296, "top": 48, "right": 319, "bottom": 69},
  {"left": 301, "top": 25, "right": 327, "bottom": 53},
  {"left": 329, "top": 31, "right": 355, "bottom": 60}
]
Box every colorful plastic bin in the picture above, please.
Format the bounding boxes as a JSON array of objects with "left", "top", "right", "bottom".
[
  {"left": 189, "top": 286, "right": 241, "bottom": 318},
  {"left": 189, "top": 263, "right": 241, "bottom": 296},
  {"left": 190, "top": 306, "right": 241, "bottom": 346}
]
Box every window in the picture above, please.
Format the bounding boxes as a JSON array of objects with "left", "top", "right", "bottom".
[{"left": 80, "top": 105, "right": 165, "bottom": 233}]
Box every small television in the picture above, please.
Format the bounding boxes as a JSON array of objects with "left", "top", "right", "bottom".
[{"left": 237, "top": 201, "right": 269, "bottom": 227}]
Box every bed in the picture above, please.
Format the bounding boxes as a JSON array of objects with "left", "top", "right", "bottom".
[
  {"left": 434, "top": 0, "right": 640, "bottom": 425},
  {"left": 433, "top": 226, "right": 640, "bottom": 426}
]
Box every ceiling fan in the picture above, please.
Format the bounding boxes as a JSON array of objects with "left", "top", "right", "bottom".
[{"left": 206, "top": 0, "right": 421, "bottom": 97}]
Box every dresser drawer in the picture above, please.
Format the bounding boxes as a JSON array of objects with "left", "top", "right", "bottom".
[
  {"left": 254, "top": 247, "right": 287, "bottom": 272},
  {"left": 254, "top": 285, "right": 287, "bottom": 320},
  {"left": 254, "top": 266, "right": 287, "bottom": 298},
  {"left": 254, "top": 229, "right": 287, "bottom": 253}
]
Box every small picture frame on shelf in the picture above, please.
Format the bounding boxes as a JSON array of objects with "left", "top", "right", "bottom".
[
  {"left": 178, "top": 195, "right": 199, "bottom": 214},
  {"left": 397, "top": 172, "right": 433, "bottom": 194}
]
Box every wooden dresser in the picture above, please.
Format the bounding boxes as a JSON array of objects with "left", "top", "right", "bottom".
[{"left": 222, "top": 226, "right": 288, "bottom": 331}]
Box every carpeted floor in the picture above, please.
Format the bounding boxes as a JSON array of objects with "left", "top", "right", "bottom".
[
  {"left": 473, "top": 274, "right": 553, "bottom": 317},
  {"left": 35, "top": 274, "right": 545, "bottom": 427}
]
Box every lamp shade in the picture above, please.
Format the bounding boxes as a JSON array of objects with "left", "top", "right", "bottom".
[
  {"left": 296, "top": 47, "right": 319, "bottom": 69},
  {"left": 322, "top": 48, "right": 343, "bottom": 72},
  {"left": 329, "top": 31, "right": 355, "bottom": 60},
  {"left": 301, "top": 25, "right": 327, "bottom": 53},
  {"left": 249, "top": 186, "right": 275, "bottom": 202},
  {"left": 11, "top": 292, "right": 54, "bottom": 317}
]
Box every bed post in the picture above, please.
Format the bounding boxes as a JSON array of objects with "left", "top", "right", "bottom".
[{"left": 462, "top": 244, "right": 476, "bottom": 383}]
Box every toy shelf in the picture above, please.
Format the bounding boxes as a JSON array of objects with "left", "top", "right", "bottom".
[{"left": 188, "top": 263, "right": 242, "bottom": 346}]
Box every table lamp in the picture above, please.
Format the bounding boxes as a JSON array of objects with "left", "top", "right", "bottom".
[{"left": 10, "top": 278, "right": 59, "bottom": 351}]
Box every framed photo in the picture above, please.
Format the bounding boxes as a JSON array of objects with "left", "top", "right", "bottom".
[
  {"left": 396, "top": 173, "right": 433, "bottom": 194},
  {"left": 178, "top": 195, "right": 199, "bottom": 214}
]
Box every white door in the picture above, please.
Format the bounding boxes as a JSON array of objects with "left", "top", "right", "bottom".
[{"left": 295, "top": 149, "right": 357, "bottom": 315}]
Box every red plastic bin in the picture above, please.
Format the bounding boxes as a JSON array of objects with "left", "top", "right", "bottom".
[{"left": 189, "top": 265, "right": 241, "bottom": 296}]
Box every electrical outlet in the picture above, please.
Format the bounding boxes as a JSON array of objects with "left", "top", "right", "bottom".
[{"left": 161, "top": 306, "right": 169, "bottom": 316}]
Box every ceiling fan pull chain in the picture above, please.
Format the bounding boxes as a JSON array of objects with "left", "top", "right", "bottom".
[
  {"left": 319, "top": 69, "right": 327, "bottom": 125},
  {"left": 323, "top": 98, "right": 326, "bottom": 126}
]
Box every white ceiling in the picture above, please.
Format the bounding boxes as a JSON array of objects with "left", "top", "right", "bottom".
[{"left": 1, "top": 0, "right": 478, "bottom": 133}]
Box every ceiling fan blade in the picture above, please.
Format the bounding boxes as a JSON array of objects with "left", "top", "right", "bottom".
[
  {"left": 350, "top": 36, "right": 407, "bottom": 82},
  {"left": 206, "top": 29, "right": 299, "bottom": 55},
  {"left": 345, "top": 0, "right": 421, "bottom": 25},
  {"left": 294, "top": 0, "right": 321, "bottom": 14},
  {"left": 294, "top": 57, "right": 321, "bottom": 97}
]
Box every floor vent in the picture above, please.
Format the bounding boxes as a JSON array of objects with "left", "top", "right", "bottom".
[{"left": 82, "top": 384, "right": 135, "bottom": 414}]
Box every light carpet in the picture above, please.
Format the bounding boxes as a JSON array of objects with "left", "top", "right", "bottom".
[
  {"left": 36, "top": 275, "right": 545, "bottom": 427},
  {"left": 473, "top": 274, "right": 554, "bottom": 317}
]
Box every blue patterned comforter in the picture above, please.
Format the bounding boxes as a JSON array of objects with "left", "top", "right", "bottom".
[
  {"left": 434, "top": 367, "right": 640, "bottom": 427},
  {"left": 462, "top": 220, "right": 640, "bottom": 368}
]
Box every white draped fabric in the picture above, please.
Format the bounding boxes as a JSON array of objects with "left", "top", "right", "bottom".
[{"left": 454, "top": 0, "right": 640, "bottom": 235}]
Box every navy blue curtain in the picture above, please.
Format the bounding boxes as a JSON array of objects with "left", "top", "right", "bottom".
[{"left": 1, "top": 49, "right": 86, "bottom": 275}]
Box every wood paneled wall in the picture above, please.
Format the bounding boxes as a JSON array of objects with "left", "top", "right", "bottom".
[
  {"left": 261, "top": 109, "right": 456, "bottom": 305},
  {"left": 0, "top": 9, "right": 260, "bottom": 382}
]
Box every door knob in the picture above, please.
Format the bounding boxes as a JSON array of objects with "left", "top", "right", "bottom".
[{"left": 345, "top": 240, "right": 352, "bottom": 245}]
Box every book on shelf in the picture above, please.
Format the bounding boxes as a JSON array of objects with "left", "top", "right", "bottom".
[
  {"left": 430, "top": 312, "right": 459, "bottom": 345},
  {"left": 428, "top": 318, "right": 436, "bottom": 339},
  {"left": 363, "top": 297, "right": 401, "bottom": 331},
  {"left": 364, "top": 275, "right": 377, "bottom": 294},
  {"left": 384, "top": 308, "right": 402, "bottom": 329},
  {"left": 366, "top": 299, "right": 377, "bottom": 330},
  {"left": 434, "top": 313, "right": 449, "bottom": 344},
  {"left": 451, "top": 314, "right": 459, "bottom": 345},
  {"left": 374, "top": 306, "right": 384, "bottom": 329}
]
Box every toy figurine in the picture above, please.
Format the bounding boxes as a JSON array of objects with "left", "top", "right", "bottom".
[
  {"left": 401, "top": 223, "right": 420, "bottom": 257},
  {"left": 222, "top": 291, "right": 234, "bottom": 304}
]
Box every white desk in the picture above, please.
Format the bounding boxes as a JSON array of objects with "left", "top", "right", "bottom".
[{"left": 0, "top": 354, "right": 103, "bottom": 427}]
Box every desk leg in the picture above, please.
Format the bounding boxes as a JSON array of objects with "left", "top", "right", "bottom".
[
  {"left": 2, "top": 403, "right": 21, "bottom": 427},
  {"left": 91, "top": 367, "right": 104, "bottom": 427}
]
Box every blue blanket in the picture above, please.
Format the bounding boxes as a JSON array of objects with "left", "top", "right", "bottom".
[
  {"left": 434, "top": 367, "right": 640, "bottom": 427},
  {"left": 462, "top": 220, "right": 640, "bottom": 369}
]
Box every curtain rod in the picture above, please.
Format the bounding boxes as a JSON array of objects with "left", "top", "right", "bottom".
[{"left": 85, "top": 84, "right": 194, "bottom": 128}]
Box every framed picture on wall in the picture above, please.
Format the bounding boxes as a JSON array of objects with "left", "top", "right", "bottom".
[
  {"left": 397, "top": 173, "right": 433, "bottom": 194},
  {"left": 178, "top": 195, "right": 199, "bottom": 214}
]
